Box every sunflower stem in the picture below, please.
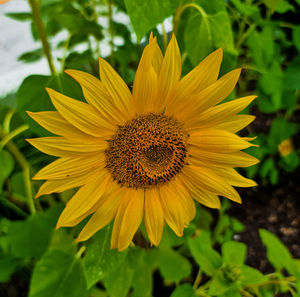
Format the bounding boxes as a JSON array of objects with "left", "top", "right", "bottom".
[{"left": 28, "top": 0, "right": 57, "bottom": 75}]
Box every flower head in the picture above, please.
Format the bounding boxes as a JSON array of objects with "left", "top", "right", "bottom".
[{"left": 27, "top": 34, "right": 258, "bottom": 251}]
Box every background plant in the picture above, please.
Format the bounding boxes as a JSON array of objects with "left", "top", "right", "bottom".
[{"left": 0, "top": 0, "right": 299, "bottom": 296}]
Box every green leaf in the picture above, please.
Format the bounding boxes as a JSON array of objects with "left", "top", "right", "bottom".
[
  {"left": 292, "top": 26, "right": 300, "bottom": 52},
  {"left": 262, "top": 0, "right": 278, "bottom": 12},
  {"left": 267, "top": 118, "right": 298, "bottom": 150},
  {"left": 8, "top": 204, "right": 62, "bottom": 258},
  {"left": 157, "top": 249, "right": 191, "bottom": 282},
  {"left": 5, "top": 12, "right": 32, "bottom": 21},
  {"left": 275, "top": 0, "right": 295, "bottom": 13},
  {"left": 185, "top": 8, "right": 236, "bottom": 68},
  {"left": 240, "top": 265, "right": 266, "bottom": 285},
  {"left": 188, "top": 231, "right": 222, "bottom": 276},
  {"left": 103, "top": 248, "right": 145, "bottom": 297},
  {"left": 170, "top": 283, "right": 196, "bottom": 297},
  {"left": 83, "top": 224, "right": 128, "bottom": 289},
  {"left": 208, "top": 273, "right": 233, "bottom": 296},
  {"left": 259, "top": 229, "right": 294, "bottom": 271},
  {"left": 131, "top": 256, "right": 153, "bottom": 297},
  {"left": 0, "top": 253, "right": 19, "bottom": 282},
  {"left": 18, "top": 48, "right": 43, "bottom": 63},
  {"left": 17, "top": 74, "right": 83, "bottom": 136},
  {"left": 222, "top": 241, "right": 246, "bottom": 265},
  {"left": 185, "top": 14, "right": 212, "bottom": 66},
  {"left": 29, "top": 250, "right": 88, "bottom": 297},
  {"left": 11, "top": 172, "right": 26, "bottom": 200},
  {"left": 284, "top": 57, "right": 300, "bottom": 90},
  {"left": 230, "top": 0, "right": 259, "bottom": 16},
  {"left": 124, "top": 0, "right": 180, "bottom": 40},
  {"left": 0, "top": 150, "right": 14, "bottom": 190}
]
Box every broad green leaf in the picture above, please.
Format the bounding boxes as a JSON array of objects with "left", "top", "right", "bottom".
[
  {"left": 157, "top": 249, "right": 191, "bottom": 282},
  {"left": 222, "top": 241, "right": 246, "bottom": 265},
  {"left": 131, "top": 260, "right": 153, "bottom": 297},
  {"left": 185, "top": 8, "right": 236, "bottom": 69},
  {"left": 259, "top": 229, "right": 294, "bottom": 271},
  {"left": 275, "top": 0, "right": 295, "bottom": 13},
  {"left": 11, "top": 172, "right": 26, "bottom": 200},
  {"left": 292, "top": 26, "right": 300, "bottom": 52},
  {"left": 103, "top": 248, "right": 144, "bottom": 297},
  {"left": 0, "top": 253, "right": 19, "bottom": 282},
  {"left": 29, "top": 250, "right": 88, "bottom": 297},
  {"left": 260, "top": 158, "right": 275, "bottom": 179},
  {"left": 188, "top": 231, "right": 222, "bottom": 276},
  {"left": 185, "top": 14, "right": 212, "bottom": 66},
  {"left": 8, "top": 204, "right": 62, "bottom": 258},
  {"left": 208, "top": 273, "right": 233, "bottom": 296},
  {"left": 124, "top": 0, "right": 180, "bottom": 40},
  {"left": 281, "top": 152, "right": 300, "bottom": 172},
  {"left": 230, "top": 0, "right": 259, "bottom": 16},
  {"left": 0, "top": 150, "right": 14, "bottom": 190},
  {"left": 240, "top": 265, "right": 266, "bottom": 285},
  {"left": 83, "top": 224, "right": 128, "bottom": 289},
  {"left": 170, "top": 283, "right": 196, "bottom": 297},
  {"left": 284, "top": 57, "right": 300, "bottom": 91},
  {"left": 262, "top": 0, "right": 278, "bottom": 12}
]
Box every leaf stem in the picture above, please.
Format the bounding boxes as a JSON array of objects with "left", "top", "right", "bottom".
[
  {"left": 192, "top": 268, "right": 202, "bottom": 289},
  {"left": 0, "top": 127, "right": 36, "bottom": 214},
  {"left": 0, "top": 125, "right": 29, "bottom": 149},
  {"left": 106, "top": 0, "right": 115, "bottom": 66},
  {"left": 0, "top": 195, "right": 28, "bottom": 218},
  {"left": 28, "top": 0, "right": 56, "bottom": 75},
  {"left": 161, "top": 22, "right": 168, "bottom": 52},
  {"left": 173, "top": 3, "right": 207, "bottom": 34}
]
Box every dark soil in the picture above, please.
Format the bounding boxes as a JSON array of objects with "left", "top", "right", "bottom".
[{"left": 230, "top": 170, "right": 300, "bottom": 273}]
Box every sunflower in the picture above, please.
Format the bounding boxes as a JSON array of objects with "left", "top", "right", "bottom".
[{"left": 27, "top": 34, "right": 258, "bottom": 251}]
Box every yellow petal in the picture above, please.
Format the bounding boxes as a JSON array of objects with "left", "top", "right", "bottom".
[
  {"left": 98, "top": 58, "right": 133, "bottom": 119},
  {"left": 56, "top": 173, "right": 113, "bottom": 228},
  {"left": 172, "top": 179, "right": 196, "bottom": 224},
  {"left": 166, "top": 48, "right": 223, "bottom": 108},
  {"left": 156, "top": 34, "right": 181, "bottom": 108},
  {"left": 46, "top": 88, "right": 114, "bottom": 137},
  {"left": 27, "top": 137, "right": 106, "bottom": 157},
  {"left": 214, "top": 115, "right": 256, "bottom": 133},
  {"left": 33, "top": 153, "right": 105, "bottom": 180},
  {"left": 76, "top": 187, "right": 124, "bottom": 242},
  {"left": 189, "top": 149, "right": 259, "bottom": 168},
  {"left": 111, "top": 189, "right": 144, "bottom": 251},
  {"left": 182, "top": 165, "right": 241, "bottom": 203},
  {"left": 149, "top": 32, "right": 163, "bottom": 75},
  {"left": 132, "top": 38, "right": 158, "bottom": 113},
  {"left": 159, "top": 184, "right": 185, "bottom": 237},
  {"left": 211, "top": 167, "right": 257, "bottom": 187},
  {"left": 178, "top": 173, "right": 221, "bottom": 209},
  {"left": 35, "top": 168, "right": 99, "bottom": 198},
  {"left": 65, "top": 69, "right": 126, "bottom": 124},
  {"left": 144, "top": 188, "right": 164, "bottom": 246},
  {"left": 187, "top": 96, "right": 257, "bottom": 131},
  {"left": 189, "top": 129, "right": 255, "bottom": 152},
  {"left": 27, "top": 111, "right": 95, "bottom": 140}
]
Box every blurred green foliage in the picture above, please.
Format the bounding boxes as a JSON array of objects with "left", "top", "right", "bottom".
[{"left": 1, "top": 0, "right": 300, "bottom": 296}]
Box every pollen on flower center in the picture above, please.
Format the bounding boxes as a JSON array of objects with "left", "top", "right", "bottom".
[{"left": 105, "top": 113, "right": 189, "bottom": 189}]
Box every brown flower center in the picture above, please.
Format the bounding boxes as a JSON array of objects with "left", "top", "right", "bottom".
[{"left": 105, "top": 113, "right": 188, "bottom": 189}]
